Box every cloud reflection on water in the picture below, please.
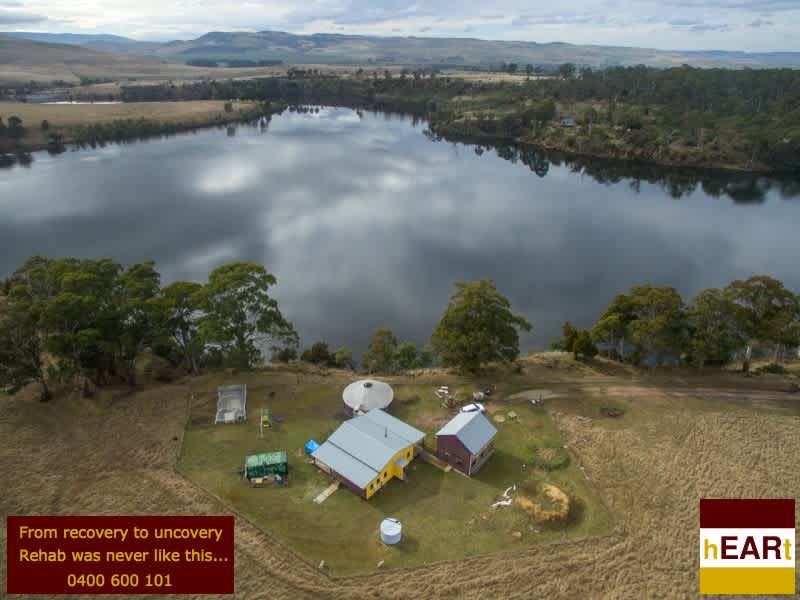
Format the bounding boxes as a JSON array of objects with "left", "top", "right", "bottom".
[{"left": 0, "top": 107, "right": 798, "bottom": 353}]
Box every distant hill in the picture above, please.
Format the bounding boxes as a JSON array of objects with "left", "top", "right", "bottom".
[
  {"left": 147, "top": 30, "right": 800, "bottom": 69},
  {"left": 0, "top": 31, "right": 159, "bottom": 54},
  {"left": 0, "top": 35, "right": 215, "bottom": 83},
  {"left": 3, "top": 30, "right": 800, "bottom": 74}
]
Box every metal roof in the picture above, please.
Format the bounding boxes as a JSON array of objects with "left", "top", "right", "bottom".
[
  {"left": 361, "top": 409, "right": 425, "bottom": 446},
  {"left": 436, "top": 411, "right": 497, "bottom": 455},
  {"left": 329, "top": 421, "right": 400, "bottom": 472},
  {"left": 311, "top": 409, "right": 425, "bottom": 489},
  {"left": 312, "top": 441, "right": 377, "bottom": 489}
]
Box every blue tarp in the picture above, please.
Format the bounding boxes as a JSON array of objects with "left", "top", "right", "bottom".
[{"left": 304, "top": 439, "right": 320, "bottom": 454}]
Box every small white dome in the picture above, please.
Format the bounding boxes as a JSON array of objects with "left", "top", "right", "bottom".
[{"left": 343, "top": 380, "right": 393, "bottom": 414}]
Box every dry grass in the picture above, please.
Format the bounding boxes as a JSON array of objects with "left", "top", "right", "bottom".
[
  {"left": 2, "top": 358, "right": 799, "bottom": 599},
  {"left": 0, "top": 101, "right": 253, "bottom": 148},
  {"left": 0, "top": 36, "right": 286, "bottom": 84},
  {"left": 442, "top": 70, "right": 552, "bottom": 83}
]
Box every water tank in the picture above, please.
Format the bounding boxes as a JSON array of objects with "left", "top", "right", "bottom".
[{"left": 380, "top": 518, "right": 402, "bottom": 545}]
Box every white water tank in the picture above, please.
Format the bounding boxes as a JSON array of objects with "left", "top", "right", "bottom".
[{"left": 380, "top": 518, "right": 402, "bottom": 545}]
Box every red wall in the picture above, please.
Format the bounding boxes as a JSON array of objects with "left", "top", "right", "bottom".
[{"left": 435, "top": 434, "right": 473, "bottom": 475}]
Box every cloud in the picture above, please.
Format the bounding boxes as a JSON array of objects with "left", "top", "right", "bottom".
[
  {"left": 6, "top": 0, "right": 800, "bottom": 51},
  {"left": 0, "top": 9, "right": 45, "bottom": 24},
  {"left": 511, "top": 13, "right": 607, "bottom": 27},
  {"left": 688, "top": 23, "right": 732, "bottom": 32}
]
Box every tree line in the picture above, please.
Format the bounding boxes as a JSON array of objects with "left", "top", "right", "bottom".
[
  {"left": 0, "top": 257, "right": 297, "bottom": 401},
  {"left": 559, "top": 276, "right": 800, "bottom": 369},
  {"left": 117, "top": 65, "right": 800, "bottom": 171},
  {"left": 0, "top": 257, "right": 533, "bottom": 401},
  {"left": 2, "top": 255, "right": 797, "bottom": 402}
]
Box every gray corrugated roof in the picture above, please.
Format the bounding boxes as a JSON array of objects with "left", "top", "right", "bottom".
[
  {"left": 312, "top": 409, "right": 425, "bottom": 490},
  {"left": 312, "top": 441, "right": 377, "bottom": 488},
  {"left": 329, "top": 421, "right": 399, "bottom": 472},
  {"left": 361, "top": 409, "right": 425, "bottom": 446},
  {"left": 436, "top": 411, "right": 497, "bottom": 455}
]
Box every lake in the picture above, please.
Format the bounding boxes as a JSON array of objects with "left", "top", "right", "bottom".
[{"left": 1, "top": 106, "right": 799, "bottom": 354}]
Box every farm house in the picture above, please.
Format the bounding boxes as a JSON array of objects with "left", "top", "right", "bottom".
[
  {"left": 245, "top": 451, "right": 288, "bottom": 480},
  {"left": 311, "top": 409, "right": 424, "bottom": 499},
  {"left": 435, "top": 411, "right": 497, "bottom": 476},
  {"left": 342, "top": 379, "right": 393, "bottom": 416}
]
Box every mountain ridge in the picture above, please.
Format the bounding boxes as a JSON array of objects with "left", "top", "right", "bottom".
[{"left": 2, "top": 29, "right": 800, "bottom": 69}]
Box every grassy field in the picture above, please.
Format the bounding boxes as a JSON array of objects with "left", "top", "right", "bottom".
[
  {"left": 0, "top": 100, "right": 255, "bottom": 149},
  {"left": 179, "top": 372, "right": 611, "bottom": 574},
  {"left": 1, "top": 354, "right": 798, "bottom": 598}
]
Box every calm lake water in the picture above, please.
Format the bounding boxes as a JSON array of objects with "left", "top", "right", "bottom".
[{"left": 1, "top": 107, "right": 799, "bottom": 353}]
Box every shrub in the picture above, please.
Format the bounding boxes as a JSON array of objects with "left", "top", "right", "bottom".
[
  {"left": 756, "top": 363, "right": 788, "bottom": 375},
  {"left": 530, "top": 445, "right": 570, "bottom": 470}
]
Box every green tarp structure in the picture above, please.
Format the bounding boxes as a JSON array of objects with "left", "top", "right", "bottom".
[{"left": 245, "top": 451, "right": 288, "bottom": 479}]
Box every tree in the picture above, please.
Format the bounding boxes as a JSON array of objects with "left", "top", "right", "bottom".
[
  {"left": 197, "top": 262, "right": 295, "bottom": 369},
  {"left": 394, "top": 342, "right": 418, "bottom": 371},
  {"left": 525, "top": 64, "right": 534, "bottom": 77},
  {"left": 334, "top": 346, "right": 353, "bottom": 369},
  {"left": 416, "top": 344, "right": 436, "bottom": 368},
  {"left": 270, "top": 344, "right": 298, "bottom": 363},
  {"left": 362, "top": 327, "right": 397, "bottom": 373},
  {"left": 592, "top": 286, "right": 686, "bottom": 365},
  {"left": 506, "top": 63, "right": 518, "bottom": 74},
  {"left": 302, "top": 341, "right": 334, "bottom": 366},
  {"left": 558, "top": 63, "right": 576, "bottom": 79},
  {"left": 533, "top": 99, "right": 557, "bottom": 125},
  {"left": 773, "top": 294, "right": 800, "bottom": 363},
  {"left": 0, "top": 297, "right": 50, "bottom": 401},
  {"left": 591, "top": 292, "right": 637, "bottom": 360},
  {"left": 686, "top": 288, "right": 746, "bottom": 367},
  {"left": 626, "top": 285, "right": 687, "bottom": 365},
  {"left": 562, "top": 321, "right": 596, "bottom": 359},
  {"left": 573, "top": 330, "right": 598, "bottom": 360},
  {"left": 562, "top": 321, "right": 579, "bottom": 354},
  {"left": 431, "top": 280, "right": 531, "bottom": 371},
  {"left": 41, "top": 120, "right": 49, "bottom": 130},
  {"left": 726, "top": 276, "right": 796, "bottom": 371},
  {"left": 36, "top": 257, "right": 122, "bottom": 394},
  {"left": 7, "top": 115, "right": 23, "bottom": 138},
  {"left": 114, "top": 261, "right": 162, "bottom": 386},
  {"left": 157, "top": 281, "right": 203, "bottom": 375},
  {"left": 223, "top": 102, "right": 233, "bottom": 113}
]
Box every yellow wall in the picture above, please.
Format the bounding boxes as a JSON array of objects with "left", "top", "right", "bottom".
[{"left": 364, "top": 444, "right": 416, "bottom": 499}]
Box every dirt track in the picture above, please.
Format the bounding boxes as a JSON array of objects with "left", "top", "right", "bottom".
[{"left": 1, "top": 373, "right": 798, "bottom": 599}]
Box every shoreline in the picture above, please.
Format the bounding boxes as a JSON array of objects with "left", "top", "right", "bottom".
[
  {"left": 0, "top": 100, "right": 283, "bottom": 158},
  {"left": 0, "top": 100, "right": 793, "bottom": 176}
]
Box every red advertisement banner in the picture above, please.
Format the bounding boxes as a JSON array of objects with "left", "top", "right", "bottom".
[{"left": 6, "top": 516, "right": 234, "bottom": 595}]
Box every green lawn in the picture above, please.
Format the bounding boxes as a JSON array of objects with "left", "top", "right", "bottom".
[{"left": 178, "top": 376, "right": 612, "bottom": 575}]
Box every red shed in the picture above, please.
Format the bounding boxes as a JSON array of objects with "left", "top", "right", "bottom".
[{"left": 435, "top": 410, "right": 497, "bottom": 476}]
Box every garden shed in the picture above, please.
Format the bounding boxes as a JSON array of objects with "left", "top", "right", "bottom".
[
  {"left": 245, "top": 451, "right": 288, "bottom": 479},
  {"left": 436, "top": 411, "right": 497, "bottom": 476}
]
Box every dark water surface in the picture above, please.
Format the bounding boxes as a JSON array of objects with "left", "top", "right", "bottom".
[{"left": 1, "top": 107, "right": 799, "bottom": 353}]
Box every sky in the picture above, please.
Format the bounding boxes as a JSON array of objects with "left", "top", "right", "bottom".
[{"left": 0, "top": 0, "right": 798, "bottom": 52}]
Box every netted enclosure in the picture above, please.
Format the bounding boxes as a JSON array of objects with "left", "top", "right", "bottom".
[{"left": 215, "top": 384, "right": 247, "bottom": 424}]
